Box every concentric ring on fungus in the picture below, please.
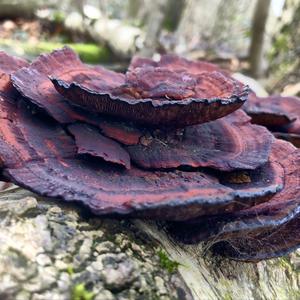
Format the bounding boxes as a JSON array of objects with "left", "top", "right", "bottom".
[
  {"left": 167, "top": 140, "right": 300, "bottom": 261},
  {"left": 0, "top": 80, "right": 280, "bottom": 221},
  {"left": 48, "top": 48, "right": 248, "bottom": 128},
  {"left": 126, "top": 110, "right": 273, "bottom": 171},
  {"left": 2, "top": 49, "right": 299, "bottom": 262}
]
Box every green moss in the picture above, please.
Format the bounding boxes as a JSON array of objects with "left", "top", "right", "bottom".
[
  {"left": 157, "top": 249, "right": 180, "bottom": 273},
  {"left": 223, "top": 292, "right": 233, "bottom": 300},
  {"left": 277, "top": 256, "right": 294, "bottom": 273},
  {"left": 53, "top": 11, "right": 65, "bottom": 24},
  {"left": 71, "top": 283, "right": 94, "bottom": 300},
  {"left": 66, "top": 265, "right": 74, "bottom": 276},
  {"left": 163, "top": 17, "right": 175, "bottom": 32},
  {"left": 0, "top": 39, "right": 112, "bottom": 64},
  {"left": 268, "top": 33, "right": 290, "bottom": 61}
]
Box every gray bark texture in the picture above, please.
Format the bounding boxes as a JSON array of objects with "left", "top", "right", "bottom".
[
  {"left": 249, "top": 0, "right": 272, "bottom": 78},
  {"left": 0, "top": 184, "right": 299, "bottom": 300},
  {"left": 137, "top": 0, "right": 169, "bottom": 57}
]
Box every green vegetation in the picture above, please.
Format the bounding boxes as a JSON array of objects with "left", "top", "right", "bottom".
[
  {"left": 66, "top": 265, "right": 74, "bottom": 276},
  {"left": 0, "top": 39, "right": 112, "bottom": 64},
  {"left": 157, "top": 249, "right": 180, "bottom": 273},
  {"left": 223, "top": 292, "right": 233, "bottom": 300},
  {"left": 71, "top": 283, "right": 94, "bottom": 300},
  {"left": 276, "top": 256, "right": 300, "bottom": 274}
]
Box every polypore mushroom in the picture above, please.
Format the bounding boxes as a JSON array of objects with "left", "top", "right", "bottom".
[
  {"left": 1, "top": 48, "right": 299, "bottom": 262},
  {"left": 126, "top": 110, "right": 273, "bottom": 171},
  {"left": 48, "top": 48, "right": 248, "bottom": 128},
  {"left": 0, "top": 94, "right": 281, "bottom": 220},
  {"left": 0, "top": 48, "right": 276, "bottom": 221},
  {"left": 244, "top": 93, "right": 299, "bottom": 126},
  {"left": 244, "top": 92, "right": 300, "bottom": 147},
  {"left": 68, "top": 123, "right": 131, "bottom": 169},
  {"left": 11, "top": 47, "right": 124, "bottom": 125},
  {"left": 168, "top": 139, "right": 300, "bottom": 261}
]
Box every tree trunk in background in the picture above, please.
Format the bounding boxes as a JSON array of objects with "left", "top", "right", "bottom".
[
  {"left": 267, "top": 0, "right": 300, "bottom": 95},
  {"left": 249, "top": 0, "right": 272, "bottom": 78},
  {"left": 138, "top": 0, "right": 169, "bottom": 57},
  {"left": 163, "top": 0, "right": 186, "bottom": 32},
  {"left": 175, "top": 0, "right": 222, "bottom": 54},
  {"left": 127, "top": 0, "right": 142, "bottom": 19},
  {"left": 175, "top": 0, "right": 256, "bottom": 58},
  {"left": 211, "top": 0, "right": 256, "bottom": 57}
]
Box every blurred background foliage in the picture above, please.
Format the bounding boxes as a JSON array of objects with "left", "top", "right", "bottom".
[{"left": 0, "top": 0, "right": 299, "bottom": 95}]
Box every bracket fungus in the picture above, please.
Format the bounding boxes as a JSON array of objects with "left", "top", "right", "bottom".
[
  {"left": 126, "top": 110, "right": 273, "bottom": 171},
  {"left": 49, "top": 49, "right": 248, "bottom": 128},
  {"left": 0, "top": 47, "right": 299, "bottom": 262},
  {"left": 244, "top": 92, "right": 300, "bottom": 147},
  {"left": 168, "top": 140, "right": 300, "bottom": 261}
]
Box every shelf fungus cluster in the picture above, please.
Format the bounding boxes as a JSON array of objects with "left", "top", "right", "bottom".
[{"left": 0, "top": 47, "right": 299, "bottom": 262}]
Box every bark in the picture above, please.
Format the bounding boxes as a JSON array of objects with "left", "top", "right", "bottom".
[
  {"left": 163, "top": 0, "right": 186, "bottom": 32},
  {"left": 127, "top": 0, "right": 142, "bottom": 20},
  {"left": 138, "top": 0, "right": 169, "bottom": 57},
  {"left": 249, "top": 0, "right": 272, "bottom": 78},
  {"left": 0, "top": 184, "right": 299, "bottom": 300}
]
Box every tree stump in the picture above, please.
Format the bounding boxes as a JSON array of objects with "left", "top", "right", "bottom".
[{"left": 0, "top": 186, "right": 299, "bottom": 300}]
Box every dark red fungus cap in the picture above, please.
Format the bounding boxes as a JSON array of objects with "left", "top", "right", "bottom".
[
  {"left": 10, "top": 47, "right": 144, "bottom": 145},
  {"left": 0, "top": 91, "right": 281, "bottom": 222},
  {"left": 168, "top": 139, "right": 300, "bottom": 261},
  {"left": 68, "top": 123, "right": 131, "bottom": 169},
  {"left": 0, "top": 51, "right": 28, "bottom": 97},
  {"left": 244, "top": 93, "right": 300, "bottom": 147},
  {"left": 127, "top": 110, "right": 273, "bottom": 171},
  {"left": 0, "top": 73, "right": 278, "bottom": 221},
  {"left": 4, "top": 156, "right": 283, "bottom": 221},
  {"left": 11, "top": 47, "right": 124, "bottom": 124},
  {"left": 129, "top": 54, "right": 228, "bottom": 75},
  {"left": 1, "top": 48, "right": 299, "bottom": 262},
  {"left": 244, "top": 93, "right": 300, "bottom": 127},
  {"left": 97, "top": 119, "right": 143, "bottom": 146},
  {"left": 49, "top": 49, "right": 248, "bottom": 128}
]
